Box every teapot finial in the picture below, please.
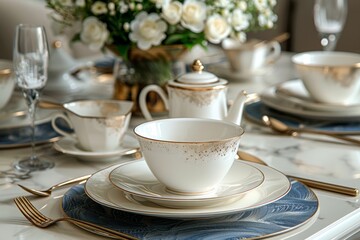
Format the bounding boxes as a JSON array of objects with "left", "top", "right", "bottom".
[
  {"left": 192, "top": 59, "right": 204, "bottom": 72},
  {"left": 52, "top": 40, "right": 62, "bottom": 49}
]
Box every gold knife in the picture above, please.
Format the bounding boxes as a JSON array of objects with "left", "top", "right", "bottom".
[{"left": 238, "top": 151, "right": 359, "bottom": 197}]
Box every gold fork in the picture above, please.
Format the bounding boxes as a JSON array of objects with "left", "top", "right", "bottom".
[
  {"left": 14, "top": 196, "right": 137, "bottom": 240},
  {"left": 17, "top": 175, "right": 91, "bottom": 197}
]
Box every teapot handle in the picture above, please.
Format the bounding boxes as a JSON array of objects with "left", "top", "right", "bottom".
[
  {"left": 266, "top": 41, "right": 281, "bottom": 64},
  {"left": 139, "top": 85, "right": 169, "bottom": 120}
]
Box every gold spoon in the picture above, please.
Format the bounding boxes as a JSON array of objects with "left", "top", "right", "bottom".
[
  {"left": 238, "top": 151, "right": 359, "bottom": 196},
  {"left": 38, "top": 100, "right": 64, "bottom": 109},
  {"left": 262, "top": 115, "right": 360, "bottom": 146}
]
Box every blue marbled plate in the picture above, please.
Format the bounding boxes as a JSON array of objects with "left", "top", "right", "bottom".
[
  {"left": 245, "top": 101, "right": 360, "bottom": 134},
  {"left": 0, "top": 119, "right": 71, "bottom": 148},
  {"left": 62, "top": 180, "right": 318, "bottom": 239},
  {"left": 0, "top": 121, "right": 61, "bottom": 148}
]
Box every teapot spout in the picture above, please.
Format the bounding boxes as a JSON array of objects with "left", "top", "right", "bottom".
[{"left": 225, "top": 90, "right": 248, "bottom": 125}]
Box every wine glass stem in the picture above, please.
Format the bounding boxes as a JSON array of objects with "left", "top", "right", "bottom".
[
  {"left": 320, "top": 33, "right": 338, "bottom": 51},
  {"left": 23, "top": 89, "right": 39, "bottom": 164}
]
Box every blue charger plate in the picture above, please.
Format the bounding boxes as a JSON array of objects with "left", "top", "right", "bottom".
[
  {"left": 0, "top": 117, "right": 71, "bottom": 148},
  {"left": 0, "top": 121, "right": 61, "bottom": 148},
  {"left": 62, "top": 180, "right": 318, "bottom": 239},
  {"left": 245, "top": 101, "right": 360, "bottom": 134}
]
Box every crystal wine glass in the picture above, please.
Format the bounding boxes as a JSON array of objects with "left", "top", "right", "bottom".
[
  {"left": 314, "top": 0, "right": 348, "bottom": 51},
  {"left": 13, "top": 24, "right": 54, "bottom": 171}
]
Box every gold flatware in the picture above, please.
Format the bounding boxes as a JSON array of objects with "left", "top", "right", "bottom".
[
  {"left": 254, "top": 32, "right": 290, "bottom": 47},
  {"left": 38, "top": 100, "right": 63, "bottom": 110},
  {"left": 262, "top": 115, "right": 360, "bottom": 145},
  {"left": 238, "top": 150, "right": 359, "bottom": 196},
  {"left": 18, "top": 175, "right": 91, "bottom": 197},
  {"left": 14, "top": 196, "right": 136, "bottom": 239}
]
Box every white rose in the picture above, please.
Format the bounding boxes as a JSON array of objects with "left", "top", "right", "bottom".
[
  {"left": 162, "top": 1, "right": 182, "bottom": 25},
  {"left": 258, "top": 14, "right": 267, "bottom": 27},
  {"left": 269, "top": 0, "right": 277, "bottom": 7},
  {"left": 129, "top": 12, "right": 167, "bottom": 50},
  {"left": 181, "top": 0, "right": 206, "bottom": 33},
  {"left": 231, "top": 9, "right": 250, "bottom": 31},
  {"left": 119, "top": 2, "right": 129, "bottom": 13},
  {"left": 238, "top": 1, "right": 247, "bottom": 11},
  {"left": 205, "top": 14, "right": 231, "bottom": 44},
  {"left": 80, "top": 17, "right": 109, "bottom": 50},
  {"left": 91, "top": 1, "right": 108, "bottom": 15},
  {"left": 254, "top": 0, "right": 268, "bottom": 11}
]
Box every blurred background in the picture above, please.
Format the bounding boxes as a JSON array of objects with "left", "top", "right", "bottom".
[{"left": 1, "top": 0, "right": 360, "bottom": 61}]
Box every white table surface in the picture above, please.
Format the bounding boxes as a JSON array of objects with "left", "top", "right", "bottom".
[{"left": 1, "top": 52, "right": 360, "bottom": 239}]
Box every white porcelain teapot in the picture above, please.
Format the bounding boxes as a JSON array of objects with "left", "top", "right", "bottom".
[{"left": 139, "top": 60, "right": 248, "bottom": 125}]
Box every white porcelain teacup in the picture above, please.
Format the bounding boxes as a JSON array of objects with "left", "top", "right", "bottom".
[
  {"left": 0, "top": 60, "right": 15, "bottom": 109},
  {"left": 52, "top": 100, "right": 133, "bottom": 152},
  {"left": 134, "top": 118, "right": 244, "bottom": 195},
  {"left": 292, "top": 51, "right": 360, "bottom": 105},
  {"left": 222, "top": 39, "right": 281, "bottom": 74}
]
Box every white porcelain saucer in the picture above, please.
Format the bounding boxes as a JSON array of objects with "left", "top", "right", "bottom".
[
  {"left": 260, "top": 83, "right": 360, "bottom": 121},
  {"left": 275, "top": 79, "right": 360, "bottom": 112},
  {"left": 84, "top": 160, "right": 291, "bottom": 219},
  {"left": 53, "top": 133, "right": 139, "bottom": 162},
  {"left": 207, "top": 63, "right": 270, "bottom": 81},
  {"left": 109, "top": 159, "right": 265, "bottom": 208}
]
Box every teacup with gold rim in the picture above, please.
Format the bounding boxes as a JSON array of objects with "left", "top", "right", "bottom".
[{"left": 134, "top": 118, "right": 244, "bottom": 195}]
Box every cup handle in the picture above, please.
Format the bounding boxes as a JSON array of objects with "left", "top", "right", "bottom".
[
  {"left": 51, "top": 113, "right": 74, "bottom": 139},
  {"left": 266, "top": 41, "right": 281, "bottom": 64},
  {"left": 139, "top": 85, "right": 169, "bottom": 120}
]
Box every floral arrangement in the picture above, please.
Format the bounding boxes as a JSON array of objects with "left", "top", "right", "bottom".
[{"left": 46, "top": 0, "right": 278, "bottom": 58}]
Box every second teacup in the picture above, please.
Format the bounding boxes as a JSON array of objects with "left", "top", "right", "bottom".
[
  {"left": 0, "top": 60, "right": 15, "bottom": 109},
  {"left": 292, "top": 51, "right": 360, "bottom": 105},
  {"left": 222, "top": 39, "right": 281, "bottom": 73},
  {"left": 134, "top": 118, "right": 244, "bottom": 195},
  {"left": 52, "top": 99, "right": 133, "bottom": 152}
]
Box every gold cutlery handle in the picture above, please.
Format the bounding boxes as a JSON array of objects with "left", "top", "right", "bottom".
[
  {"left": 288, "top": 175, "right": 359, "bottom": 197},
  {"left": 238, "top": 151, "right": 359, "bottom": 196},
  {"left": 55, "top": 175, "right": 91, "bottom": 189},
  {"left": 299, "top": 129, "right": 360, "bottom": 146}
]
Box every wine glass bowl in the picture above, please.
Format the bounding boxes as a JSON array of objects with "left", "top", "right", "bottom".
[
  {"left": 13, "top": 24, "right": 54, "bottom": 171},
  {"left": 314, "top": 0, "right": 348, "bottom": 51}
]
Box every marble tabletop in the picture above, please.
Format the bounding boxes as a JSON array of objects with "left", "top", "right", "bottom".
[{"left": 1, "top": 52, "right": 360, "bottom": 239}]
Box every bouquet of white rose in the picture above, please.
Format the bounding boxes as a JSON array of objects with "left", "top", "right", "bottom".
[
  {"left": 46, "top": 0, "right": 278, "bottom": 58},
  {"left": 46, "top": 0, "right": 277, "bottom": 114}
]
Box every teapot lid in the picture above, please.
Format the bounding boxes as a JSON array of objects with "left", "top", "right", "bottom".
[{"left": 176, "top": 60, "right": 218, "bottom": 84}]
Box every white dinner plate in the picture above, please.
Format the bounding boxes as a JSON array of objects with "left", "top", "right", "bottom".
[
  {"left": 275, "top": 79, "right": 360, "bottom": 112},
  {"left": 109, "top": 159, "right": 265, "bottom": 208},
  {"left": 261, "top": 83, "right": 360, "bottom": 121},
  {"left": 53, "top": 133, "right": 139, "bottom": 162},
  {"left": 84, "top": 160, "right": 291, "bottom": 219},
  {"left": 0, "top": 93, "right": 56, "bottom": 129}
]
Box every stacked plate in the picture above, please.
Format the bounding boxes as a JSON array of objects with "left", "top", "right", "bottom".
[
  {"left": 245, "top": 79, "right": 360, "bottom": 134},
  {"left": 84, "top": 158, "right": 292, "bottom": 219},
  {"left": 0, "top": 93, "right": 62, "bottom": 148},
  {"left": 262, "top": 79, "right": 360, "bottom": 121},
  {"left": 62, "top": 158, "right": 319, "bottom": 239}
]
